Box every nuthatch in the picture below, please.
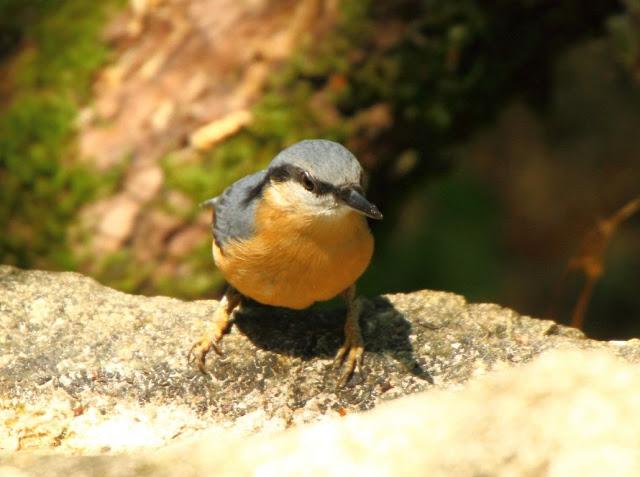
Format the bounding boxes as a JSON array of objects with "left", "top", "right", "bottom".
[{"left": 189, "top": 139, "right": 383, "bottom": 384}]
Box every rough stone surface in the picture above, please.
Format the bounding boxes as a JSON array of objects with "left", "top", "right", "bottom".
[
  {"left": 5, "top": 349, "right": 640, "bottom": 476},
  {"left": 2, "top": 266, "right": 640, "bottom": 475}
]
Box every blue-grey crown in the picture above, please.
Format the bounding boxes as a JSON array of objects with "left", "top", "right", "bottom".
[{"left": 269, "top": 139, "right": 363, "bottom": 186}]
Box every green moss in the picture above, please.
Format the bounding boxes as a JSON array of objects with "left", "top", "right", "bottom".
[
  {"left": 97, "top": 250, "right": 152, "bottom": 294},
  {"left": 0, "top": 0, "right": 123, "bottom": 269},
  {"left": 607, "top": 0, "right": 640, "bottom": 77}
]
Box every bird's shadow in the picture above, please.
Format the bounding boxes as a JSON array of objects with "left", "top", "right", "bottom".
[{"left": 233, "top": 295, "right": 433, "bottom": 383}]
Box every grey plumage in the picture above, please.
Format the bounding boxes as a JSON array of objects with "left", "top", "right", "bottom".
[
  {"left": 206, "top": 140, "right": 365, "bottom": 249},
  {"left": 210, "top": 170, "right": 266, "bottom": 248}
]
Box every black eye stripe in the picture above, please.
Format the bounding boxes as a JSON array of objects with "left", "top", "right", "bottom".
[
  {"left": 313, "top": 180, "right": 335, "bottom": 195},
  {"left": 267, "top": 164, "right": 339, "bottom": 196},
  {"left": 244, "top": 164, "right": 360, "bottom": 205},
  {"left": 269, "top": 164, "right": 293, "bottom": 182}
]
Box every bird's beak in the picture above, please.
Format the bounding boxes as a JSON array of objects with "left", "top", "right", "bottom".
[{"left": 339, "top": 187, "right": 383, "bottom": 220}]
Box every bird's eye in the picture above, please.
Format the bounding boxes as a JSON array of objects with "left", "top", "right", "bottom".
[{"left": 301, "top": 171, "right": 315, "bottom": 192}]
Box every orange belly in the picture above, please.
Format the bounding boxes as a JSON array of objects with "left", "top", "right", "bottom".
[{"left": 212, "top": 202, "right": 374, "bottom": 309}]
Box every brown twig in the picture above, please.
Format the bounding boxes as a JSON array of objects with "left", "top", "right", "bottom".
[{"left": 552, "top": 196, "right": 640, "bottom": 330}]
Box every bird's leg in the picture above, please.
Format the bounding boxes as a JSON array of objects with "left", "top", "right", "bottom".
[
  {"left": 334, "top": 284, "right": 365, "bottom": 385},
  {"left": 188, "top": 286, "right": 241, "bottom": 373}
]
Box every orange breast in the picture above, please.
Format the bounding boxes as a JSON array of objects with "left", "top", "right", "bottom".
[{"left": 212, "top": 191, "right": 374, "bottom": 309}]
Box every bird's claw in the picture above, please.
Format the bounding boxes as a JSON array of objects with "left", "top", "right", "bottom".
[
  {"left": 333, "top": 338, "right": 364, "bottom": 387},
  {"left": 188, "top": 338, "right": 222, "bottom": 374}
]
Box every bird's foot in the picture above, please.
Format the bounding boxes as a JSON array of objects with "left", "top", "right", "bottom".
[
  {"left": 187, "top": 333, "right": 223, "bottom": 374},
  {"left": 188, "top": 287, "right": 241, "bottom": 374},
  {"left": 333, "top": 284, "right": 366, "bottom": 386},
  {"left": 333, "top": 331, "right": 364, "bottom": 386}
]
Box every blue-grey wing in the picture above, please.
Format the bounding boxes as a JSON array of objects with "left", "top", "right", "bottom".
[{"left": 208, "top": 170, "right": 267, "bottom": 249}]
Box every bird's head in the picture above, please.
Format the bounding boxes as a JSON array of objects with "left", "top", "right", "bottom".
[{"left": 262, "top": 139, "right": 383, "bottom": 221}]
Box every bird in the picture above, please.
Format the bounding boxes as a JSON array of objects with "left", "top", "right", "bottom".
[{"left": 188, "top": 139, "right": 383, "bottom": 384}]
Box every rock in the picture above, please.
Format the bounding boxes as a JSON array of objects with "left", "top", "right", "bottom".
[
  {"left": 2, "top": 266, "right": 640, "bottom": 474},
  {"left": 6, "top": 352, "right": 640, "bottom": 477}
]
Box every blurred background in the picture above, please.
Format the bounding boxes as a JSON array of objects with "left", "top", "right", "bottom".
[{"left": 1, "top": 0, "right": 639, "bottom": 339}]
